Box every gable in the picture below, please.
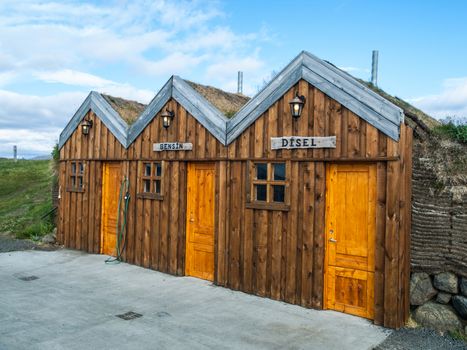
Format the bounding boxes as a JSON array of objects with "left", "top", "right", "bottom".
[
  {"left": 58, "top": 91, "right": 128, "bottom": 149},
  {"left": 58, "top": 51, "right": 404, "bottom": 150}
]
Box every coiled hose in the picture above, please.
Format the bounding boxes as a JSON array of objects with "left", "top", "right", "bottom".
[{"left": 105, "top": 177, "right": 130, "bottom": 264}]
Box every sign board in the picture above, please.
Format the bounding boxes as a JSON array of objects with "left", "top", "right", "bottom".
[
  {"left": 271, "top": 136, "right": 336, "bottom": 150},
  {"left": 153, "top": 142, "right": 193, "bottom": 151}
]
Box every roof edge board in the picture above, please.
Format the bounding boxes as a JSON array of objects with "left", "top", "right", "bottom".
[
  {"left": 302, "top": 52, "right": 404, "bottom": 124},
  {"left": 89, "top": 97, "right": 128, "bottom": 147},
  {"left": 173, "top": 77, "right": 227, "bottom": 144},
  {"left": 126, "top": 77, "right": 173, "bottom": 147},
  {"left": 92, "top": 92, "right": 128, "bottom": 131},
  {"left": 228, "top": 52, "right": 304, "bottom": 131},
  {"left": 226, "top": 65, "right": 303, "bottom": 144},
  {"left": 58, "top": 92, "right": 93, "bottom": 149},
  {"left": 304, "top": 51, "right": 404, "bottom": 117},
  {"left": 301, "top": 66, "right": 399, "bottom": 140},
  {"left": 173, "top": 77, "right": 229, "bottom": 124}
]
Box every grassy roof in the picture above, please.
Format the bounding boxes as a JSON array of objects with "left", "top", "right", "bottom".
[
  {"left": 358, "top": 80, "right": 441, "bottom": 134},
  {"left": 101, "top": 94, "right": 147, "bottom": 125},
  {"left": 185, "top": 80, "right": 250, "bottom": 117}
]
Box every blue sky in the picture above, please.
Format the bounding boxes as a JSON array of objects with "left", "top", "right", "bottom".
[{"left": 0, "top": 0, "right": 466, "bottom": 157}]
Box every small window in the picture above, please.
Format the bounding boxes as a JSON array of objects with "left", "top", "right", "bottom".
[
  {"left": 250, "top": 162, "right": 288, "bottom": 205},
  {"left": 68, "top": 161, "right": 84, "bottom": 192},
  {"left": 140, "top": 162, "right": 163, "bottom": 197}
]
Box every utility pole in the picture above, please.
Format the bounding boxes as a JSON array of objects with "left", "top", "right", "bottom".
[{"left": 13, "top": 145, "right": 17, "bottom": 162}]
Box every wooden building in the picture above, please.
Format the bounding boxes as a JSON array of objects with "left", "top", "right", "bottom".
[{"left": 57, "top": 51, "right": 412, "bottom": 329}]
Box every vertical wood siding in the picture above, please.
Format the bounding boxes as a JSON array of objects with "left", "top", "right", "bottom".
[{"left": 58, "top": 80, "right": 412, "bottom": 329}]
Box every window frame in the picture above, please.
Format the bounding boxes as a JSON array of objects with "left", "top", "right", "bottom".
[
  {"left": 137, "top": 161, "right": 164, "bottom": 200},
  {"left": 246, "top": 161, "right": 290, "bottom": 211},
  {"left": 67, "top": 161, "right": 85, "bottom": 192}
]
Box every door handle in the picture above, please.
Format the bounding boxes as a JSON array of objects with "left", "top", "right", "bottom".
[
  {"left": 190, "top": 218, "right": 195, "bottom": 222},
  {"left": 329, "top": 238, "right": 337, "bottom": 243}
]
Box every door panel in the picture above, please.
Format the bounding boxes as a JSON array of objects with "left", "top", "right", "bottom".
[
  {"left": 101, "top": 163, "right": 121, "bottom": 256},
  {"left": 186, "top": 163, "right": 215, "bottom": 281},
  {"left": 325, "top": 163, "right": 376, "bottom": 319}
]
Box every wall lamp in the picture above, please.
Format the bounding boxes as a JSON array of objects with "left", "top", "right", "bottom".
[
  {"left": 289, "top": 92, "right": 306, "bottom": 119},
  {"left": 81, "top": 117, "right": 93, "bottom": 135},
  {"left": 161, "top": 109, "right": 175, "bottom": 129}
]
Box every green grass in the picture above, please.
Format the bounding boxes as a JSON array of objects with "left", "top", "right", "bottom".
[
  {"left": 0, "top": 159, "right": 55, "bottom": 239},
  {"left": 433, "top": 118, "right": 467, "bottom": 144}
]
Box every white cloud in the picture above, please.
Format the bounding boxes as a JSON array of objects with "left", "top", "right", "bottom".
[
  {"left": 33, "top": 69, "right": 154, "bottom": 103},
  {"left": 0, "top": 90, "right": 86, "bottom": 130},
  {"left": 132, "top": 52, "right": 209, "bottom": 76},
  {"left": 0, "top": 71, "right": 17, "bottom": 87},
  {"left": 0, "top": 0, "right": 272, "bottom": 156},
  {"left": 409, "top": 77, "right": 467, "bottom": 119},
  {"left": 205, "top": 54, "right": 266, "bottom": 96},
  {"left": 0, "top": 128, "right": 60, "bottom": 158}
]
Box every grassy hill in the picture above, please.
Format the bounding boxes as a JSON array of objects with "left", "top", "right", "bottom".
[{"left": 0, "top": 159, "right": 55, "bottom": 239}]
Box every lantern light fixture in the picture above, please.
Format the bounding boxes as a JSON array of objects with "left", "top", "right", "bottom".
[
  {"left": 81, "top": 117, "right": 93, "bottom": 135},
  {"left": 289, "top": 92, "right": 306, "bottom": 119},
  {"left": 161, "top": 109, "right": 175, "bottom": 129}
]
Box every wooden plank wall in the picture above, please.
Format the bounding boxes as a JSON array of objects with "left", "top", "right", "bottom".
[{"left": 58, "top": 80, "right": 412, "bottom": 329}]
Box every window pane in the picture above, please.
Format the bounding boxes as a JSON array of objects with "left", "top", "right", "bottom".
[
  {"left": 71, "top": 163, "right": 76, "bottom": 174},
  {"left": 78, "top": 176, "right": 83, "bottom": 188},
  {"left": 273, "top": 185, "right": 285, "bottom": 202},
  {"left": 273, "top": 163, "right": 285, "bottom": 181},
  {"left": 144, "top": 163, "right": 151, "bottom": 176},
  {"left": 255, "top": 163, "right": 267, "bottom": 180},
  {"left": 255, "top": 184, "right": 267, "bottom": 201},
  {"left": 79, "top": 162, "right": 84, "bottom": 174},
  {"left": 155, "top": 163, "right": 162, "bottom": 177},
  {"left": 154, "top": 180, "right": 161, "bottom": 194},
  {"left": 71, "top": 176, "right": 76, "bottom": 187},
  {"left": 143, "top": 179, "right": 151, "bottom": 193}
]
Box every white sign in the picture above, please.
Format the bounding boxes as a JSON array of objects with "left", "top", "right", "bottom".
[
  {"left": 153, "top": 142, "right": 193, "bottom": 151},
  {"left": 271, "top": 136, "right": 336, "bottom": 150}
]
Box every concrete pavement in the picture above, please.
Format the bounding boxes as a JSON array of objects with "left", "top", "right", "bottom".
[{"left": 0, "top": 250, "right": 390, "bottom": 349}]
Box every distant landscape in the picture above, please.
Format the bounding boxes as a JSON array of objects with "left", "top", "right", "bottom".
[{"left": 0, "top": 159, "right": 55, "bottom": 239}]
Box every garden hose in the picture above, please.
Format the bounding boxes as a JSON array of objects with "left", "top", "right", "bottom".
[{"left": 105, "top": 177, "right": 130, "bottom": 264}]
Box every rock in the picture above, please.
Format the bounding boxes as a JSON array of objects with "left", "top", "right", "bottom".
[
  {"left": 41, "top": 233, "right": 55, "bottom": 244},
  {"left": 460, "top": 277, "right": 467, "bottom": 297},
  {"left": 436, "top": 292, "right": 451, "bottom": 304},
  {"left": 452, "top": 295, "right": 467, "bottom": 319},
  {"left": 410, "top": 273, "right": 437, "bottom": 305},
  {"left": 52, "top": 227, "right": 57, "bottom": 239},
  {"left": 433, "top": 272, "right": 458, "bottom": 294},
  {"left": 414, "top": 302, "right": 463, "bottom": 332}
]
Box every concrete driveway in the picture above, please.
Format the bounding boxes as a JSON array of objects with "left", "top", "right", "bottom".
[{"left": 0, "top": 250, "right": 390, "bottom": 350}]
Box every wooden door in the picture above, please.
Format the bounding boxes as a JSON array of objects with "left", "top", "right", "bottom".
[
  {"left": 100, "top": 163, "right": 121, "bottom": 256},
  {"left": 324, "top": 163, "right": 376, "bottom": 319},
  {"left": 185, "top": 163, "right": 215, "bottom": 281}
]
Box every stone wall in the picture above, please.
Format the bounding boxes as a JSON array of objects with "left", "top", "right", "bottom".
[
  {"left": 410, "top": 272, "right": 467, "bottom": 332},
  {"left": 408, "top": 122, "right": 467, "bottom": 332}
]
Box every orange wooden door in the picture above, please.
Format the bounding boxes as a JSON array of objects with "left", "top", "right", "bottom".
[
  {"left": 100, "top": 163, "right": 121, "bottom": 256},
  {"left": 185, "top": 163, "right": 215, "bottom": 281},
  {"left": 324, "top": 163, "right": 376, "bottom": 319}
]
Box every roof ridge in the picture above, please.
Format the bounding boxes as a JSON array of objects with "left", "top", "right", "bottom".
[{"left": 59, "top": 51, "right": 405, "bottom": 150}]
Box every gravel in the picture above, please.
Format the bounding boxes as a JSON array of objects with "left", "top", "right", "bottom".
[
  {"left": 375, "top": 328, "right": 467, "bottom": 350},
  {"left": 0, "top": 234, "right": 57, "bottom": 253}
]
